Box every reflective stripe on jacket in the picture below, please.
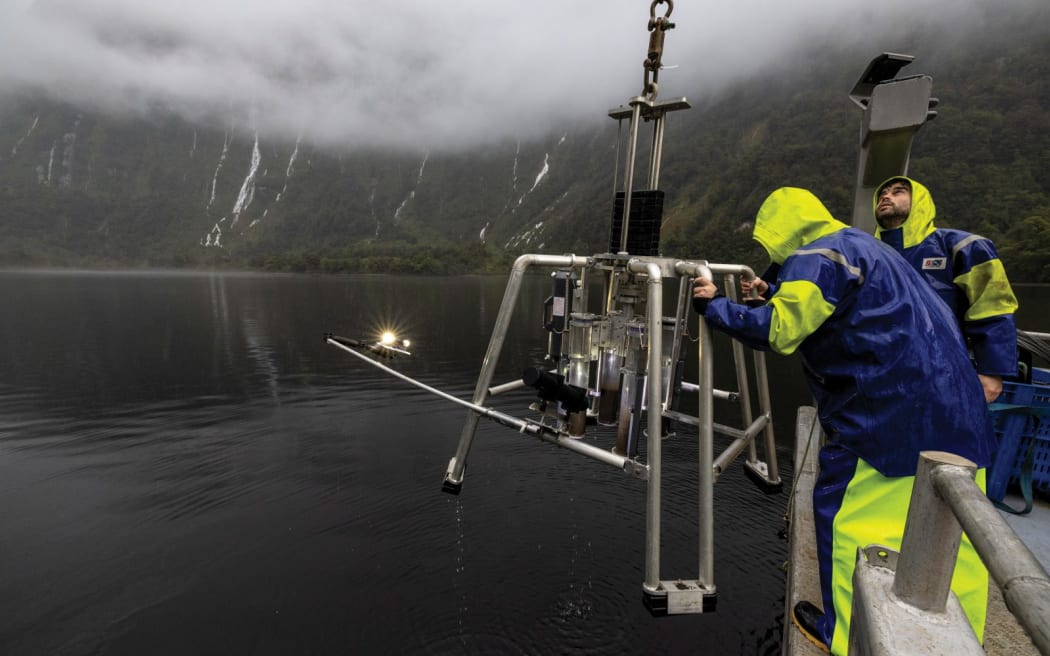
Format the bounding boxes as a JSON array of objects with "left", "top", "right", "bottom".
[
  {"left": 874, "top": 177, "right": 1018, "bottom": 376},
  {"left": 703, "top": 187, "right": 994, "bottom": 477}
]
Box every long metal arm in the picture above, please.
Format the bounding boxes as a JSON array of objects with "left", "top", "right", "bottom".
[
  {"left": 327, "top": 337, "right": 535, "bottom": 431},
  {"left": 327, "top": 335, "right": 633, "bottom": 472}
]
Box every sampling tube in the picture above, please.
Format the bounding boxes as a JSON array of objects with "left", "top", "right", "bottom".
[
  {"left": 567, "top": 313, "right": 596, "bottom": 390},
  {"left": 597, "top": 347, "right": 622, "bottom": 425},
  {"left": 614, "top": 320, "right": 647, "bottom": 456}
]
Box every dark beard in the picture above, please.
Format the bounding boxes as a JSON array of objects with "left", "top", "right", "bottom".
[{"left": 876, "top": 207, "right": 908, "bottom": 229}]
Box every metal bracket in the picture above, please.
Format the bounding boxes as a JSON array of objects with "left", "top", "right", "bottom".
[
  {"left": 643, "top": 579, "right": 717, "bottom": 615},
  {"left": 623, "top": 458, "right": 650, "bottom": 481},
  {"left": 860, "top": 544, "right": 899, "bottom": 571}
]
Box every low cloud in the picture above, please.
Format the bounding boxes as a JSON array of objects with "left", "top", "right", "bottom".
[{"left": 0, "top": 0, "right": 1029, "bottom": 151}]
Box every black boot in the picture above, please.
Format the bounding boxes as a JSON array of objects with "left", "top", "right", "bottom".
[{"left": 792, "top": 600, "right": 830, "bottom": 653}]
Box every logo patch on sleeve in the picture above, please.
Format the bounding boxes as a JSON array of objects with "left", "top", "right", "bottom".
[{"left": 922, "top": 257, "right": 947, "bottom": 270}]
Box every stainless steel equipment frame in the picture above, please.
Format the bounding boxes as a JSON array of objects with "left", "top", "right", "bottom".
[
  {"left": 326, "top": 2, "right": 788, "bottom": 616},
  {"left": 441, "top": 60, "right": 781, "bottom": 613}
]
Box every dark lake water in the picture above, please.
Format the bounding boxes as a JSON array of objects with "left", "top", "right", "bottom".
[{"left": 0, "top": 270, "right": 1046, "bottom": 655}]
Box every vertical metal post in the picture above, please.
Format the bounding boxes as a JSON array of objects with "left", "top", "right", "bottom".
[
  {"left": 696, "top": 286, "right": 715, "bottom": 586},
  {"left": 721, "top": 274, "right": 757, "bottom": 461},
  {"left": 664, "top": 274, "right": 693, "bottom": 410},
  {"left": 686, "top": 263, "right": 716, "bottom": 586},
  {"left": 894, "top": 451, "right": 974, "bottom": 610},
  {"left": 618, "top": 98, "right": 645, "bottom": 254},
  {"left": 673, "top": 260, "right": 716, "bottom": 588},
  {"left": 631, "top": 259, "right": 664, "bottom": 590},
  {"left": 648, "top": 111, "right": 665, "bottom": 190},
  {"left": 752, "top": 352, "right": 779, "bottom": 482}
]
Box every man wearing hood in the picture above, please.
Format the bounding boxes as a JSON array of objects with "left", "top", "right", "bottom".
[
  {"left": 875, "top": 176, "right": 1019, "bottom": 402},
  {"left": 692, "top": 187, "right": 995, "bottom": 655}
]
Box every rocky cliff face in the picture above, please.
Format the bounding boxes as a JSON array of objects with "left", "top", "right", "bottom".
[
  {"left": 0, "top": 96, "right": 613, "bottom": 267},
  {"left": 1, "top": 3, "right": 1049, "bottom": 277}
]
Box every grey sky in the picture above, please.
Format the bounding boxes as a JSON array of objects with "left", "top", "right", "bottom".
[{"left": 0, "top": 0, "right": 1022, "bottom": 151}]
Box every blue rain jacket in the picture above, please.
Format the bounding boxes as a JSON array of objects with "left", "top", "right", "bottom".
[
  {"left": 701, "top": 188, "right": 994, "bottom": 477},
  {"left": 874, "top": 177, "right": 1018, "bottom": 377}
]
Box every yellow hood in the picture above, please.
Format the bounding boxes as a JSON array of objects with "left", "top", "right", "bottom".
[
  {"left": 752, "top": 188, "right": 848, "bottom": 264},
  {"left": 873, "top": 176, "right": 937, "bottom": 248}
]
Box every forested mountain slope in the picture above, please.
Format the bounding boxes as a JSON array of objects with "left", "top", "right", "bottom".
[{"left": 0, "top": 3, "right": 1047, "bottom": 280}]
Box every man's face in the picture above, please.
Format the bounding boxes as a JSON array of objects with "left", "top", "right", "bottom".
[{"left": 876, "top": 181, "right": 911, "bottom": 229}]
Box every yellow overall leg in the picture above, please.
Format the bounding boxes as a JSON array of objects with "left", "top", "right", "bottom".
[{"left": 827, "top": 461, "right": 988, "bottom": 655}]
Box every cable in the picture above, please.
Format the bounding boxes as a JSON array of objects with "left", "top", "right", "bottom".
[{"left": 1017, "top": 329, "right": 1050, "bottom": 366}]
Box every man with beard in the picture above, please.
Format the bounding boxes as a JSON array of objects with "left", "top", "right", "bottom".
[
  {"left": 874, "top": 177, "right": 1018, "bottom": 402},
  {"left": 692, "top": 187, "right": 995, "bottom": 654}
]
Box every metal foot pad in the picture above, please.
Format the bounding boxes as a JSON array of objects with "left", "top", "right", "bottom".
[
  {"left": 643, "top": 580, "right": 717, "bottom": 616},
  {"left": 442, "top": 457, "right": 463, "bottom": 495},
  {"left": 744, "top": 460, "right": 783, "bottom": 495},
  {"left": 441, "top": 478, "right": 462, "bottom": 495}
]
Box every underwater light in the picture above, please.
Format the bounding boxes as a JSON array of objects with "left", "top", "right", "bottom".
[
  {"left": 325, "top": 332, "right": 412, "bottom": 359},
  {"left": 378, "top": 330, "right": 411, "bottom": 350}
]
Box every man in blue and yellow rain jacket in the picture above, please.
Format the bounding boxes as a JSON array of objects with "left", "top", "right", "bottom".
[
  {"left": 875, "top": 176, "right": 1019, "bottom": 402},
  {"left": 692, "top": 187, "right": 996, "bottom": 655}
]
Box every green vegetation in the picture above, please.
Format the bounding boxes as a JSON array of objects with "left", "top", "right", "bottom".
[
  {"left": 1, "top": 6, "right": 1048, "bottom": 280},
  {"left": 246, "top": 241, "right": 515, "bottom": 275}
]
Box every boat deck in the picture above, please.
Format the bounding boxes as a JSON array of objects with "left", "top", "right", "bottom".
[{"left": 784, "top": 406, "right": 1048, "bottom": 655}]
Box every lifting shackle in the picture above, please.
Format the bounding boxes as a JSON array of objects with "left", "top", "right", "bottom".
[{"left": 643, "top": 0, "right": 675, "bottom": 101}]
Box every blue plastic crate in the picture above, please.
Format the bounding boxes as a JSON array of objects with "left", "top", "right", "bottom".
[
  {"left": 987, "top": 374, "right": 1050, "bottom": 502},
  {"left": 1033, "top": 366, "right": 1050, "bottom": 385}
]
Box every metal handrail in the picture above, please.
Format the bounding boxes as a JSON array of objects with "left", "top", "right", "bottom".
[
  {"left": 931, "top": 458, "right": 1050, "bottom": 652},
  {"left": 850, "top": 451, "right": 1050, "bottom": 655}
]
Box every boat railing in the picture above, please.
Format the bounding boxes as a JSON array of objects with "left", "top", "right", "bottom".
[{"left": 850, "top": 451, "right": 1050, "bottom": 655}]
